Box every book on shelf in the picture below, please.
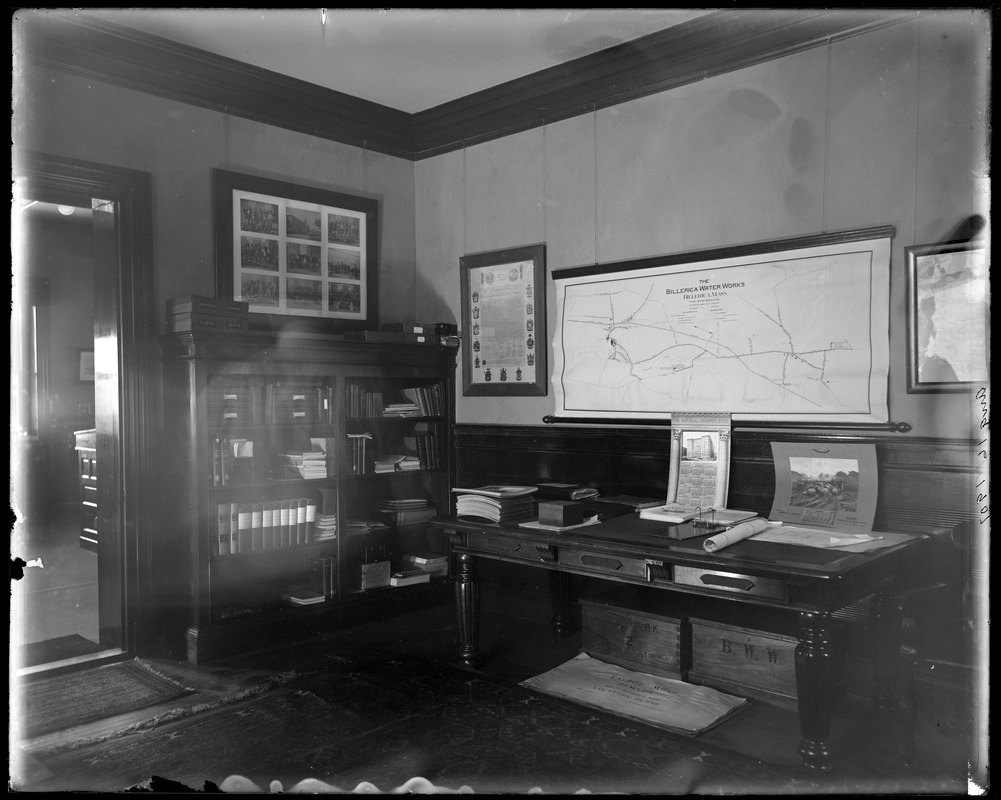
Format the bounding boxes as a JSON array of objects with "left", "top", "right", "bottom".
[
  {"left": 279, "top": 500, "right": 292, "bottom": 547},
  {"left": 389, "top": 569, "right": 432, "bottom": 587},
  {"left": 251, "top": 503, "right": 264, "bottom": 551},
  {"left": 402, "top": 550, "right": 448, "bottom": 566},
  {"left": 237, "top": 503, "right": 253, "bottom": 553},
  {"left": 281, "top": 585, "right": 326, "bottom": 606},
  {"left": 167, "top": 294, "right": 249, "bottom": 317},
  {"left": 346, "top": 518, "right": 391, "bottom": 536},
  {"left": 347, "top": 432, "right": 373, "bottom": 475},
  {"left": 215, "top": 502, "right": 231, "bottom": 556},
  {"left": 314, "top": 512, "right": 337, "bottom": 541},
  {"left": 229, "top": 503, "right": 240, "bottom": 554},
  {"left": 402, "top": 552, "right": 448, "bottom": 577},
  {"left": 262, "top": 501, "right": 274, "bottom": 550},
  {"left": 312, "top": 556, "right": 337, "bottom": 599},
  {"left": 278, "top": 451, "right": 328, "bottom": 480},
  {"left": 378, "top": 506, "right": 437, "bottom": 527},
  {"left": 304, "top": 497, "right": 316, "bottom": 542},
  {"left": 382, "top": 402, "right": 421, "bottom": 417},
  {"left": 401, "top": 384, "right": 445, "bottom": 417}
]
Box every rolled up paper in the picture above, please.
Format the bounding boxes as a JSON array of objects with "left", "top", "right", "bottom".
[{"left": 703, "top": 517, "right": 769, "bottom": 553}]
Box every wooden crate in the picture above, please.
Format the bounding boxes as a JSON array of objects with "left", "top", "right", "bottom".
[
  {"left": 580, "top": 600, "right": 687, "bottom": 680},
  {"left": 688, "top": 618, "right": 798, "bottom": 711}
]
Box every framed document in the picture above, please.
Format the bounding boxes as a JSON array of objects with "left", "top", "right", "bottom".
[
  {"left": 460, "top": 243, "right": 547, "bottom": 396},
  {"left": 905, "top": 241, "right": 988, "bottom": 393}
]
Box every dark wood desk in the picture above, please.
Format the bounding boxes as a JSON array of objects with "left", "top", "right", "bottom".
[{"left": 433, "top": 513, "right": 928, "bottom": 771}]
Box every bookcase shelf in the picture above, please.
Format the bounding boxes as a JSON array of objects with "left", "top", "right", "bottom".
[{"left": 160, "top": 330, "right": 457, "bottom": 664}]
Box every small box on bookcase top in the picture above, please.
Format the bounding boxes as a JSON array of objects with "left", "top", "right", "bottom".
[{"left": 538, "top": 500, "right": 584, "bottom": 527}]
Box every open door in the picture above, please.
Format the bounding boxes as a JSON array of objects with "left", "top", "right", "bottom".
[{"left": 11, "top": 153, "right": 155, "bottom": 676}]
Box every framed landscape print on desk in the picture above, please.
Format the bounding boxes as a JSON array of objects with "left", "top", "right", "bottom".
[
  {"left": 214, "top": 169, "right": 378, "bottom": 333},
  {"left": 460, "top": 243, "right": 547, "bottom": 396}
]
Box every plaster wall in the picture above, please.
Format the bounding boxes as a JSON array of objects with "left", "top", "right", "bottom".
[{"left": 415, "top": 12, "right": 990, "bottom": 439}]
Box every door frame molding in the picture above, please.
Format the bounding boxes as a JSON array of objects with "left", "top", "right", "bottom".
[{"left": 18, "top": 151, "right": 157, "bottom": 664}]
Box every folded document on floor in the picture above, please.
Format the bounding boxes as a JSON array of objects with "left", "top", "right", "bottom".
[{"left": 521, "top": 653, "right": 747, "bottom": 736}]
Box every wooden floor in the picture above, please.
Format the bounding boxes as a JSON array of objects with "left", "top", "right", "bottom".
[{"left": 13, "top": 603, "right": 979, "bottom": 794}]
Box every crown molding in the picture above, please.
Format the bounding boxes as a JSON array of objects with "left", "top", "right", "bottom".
[
  {"left": 19, "top": 10, "right": 916, "bottom": 163},
  {"left": 18, "top": 14, "right": 416, "bottom": 160}
]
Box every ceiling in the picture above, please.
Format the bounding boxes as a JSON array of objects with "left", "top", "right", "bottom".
[{"left": 61, "top": 8, "right": 714, "bottom": 114}]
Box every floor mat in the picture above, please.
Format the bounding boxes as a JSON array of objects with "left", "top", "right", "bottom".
[
  {"left": 520, "top": 652, "right": 748, "bottom": 735},
  {"left": 18, "top": 634, "right": 106, "bottom": 668},
  {"left": 18, "top": 660, "right": 195, "bottom": 739}
]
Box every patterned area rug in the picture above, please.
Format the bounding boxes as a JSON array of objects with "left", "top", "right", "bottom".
[
  {"left": 23, "top": 654, "right": 971, "bottom": 794},
  {"left": 18, "top": 660, "right": 194, "bottom": 739},
  {"left": 26, "top": 654, "right": 809, "bottom": 794}
]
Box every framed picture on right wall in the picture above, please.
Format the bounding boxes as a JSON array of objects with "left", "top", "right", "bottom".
[{"left": 905, "top": 241, "right": 989, "bottom": 393}]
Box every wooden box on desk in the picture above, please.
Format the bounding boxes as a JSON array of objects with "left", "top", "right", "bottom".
[
  {"left": 580, "top": 600, "right": 688, "bottom": 680},
  {"left": 688, "top": 619, "right": 799, "bottom": 712}
]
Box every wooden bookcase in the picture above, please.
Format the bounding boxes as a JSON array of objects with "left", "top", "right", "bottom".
[{"left": 159, "top": 330, "right": 457, "bottom": 663}]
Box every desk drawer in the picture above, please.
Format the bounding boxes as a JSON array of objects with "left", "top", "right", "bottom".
[
  {"left": 558, "top": 547, "right": 650, "bottom": 579},
  {"left": 466, "top": 532, "right": 554, "bottom": 563},
  {"left": 674, "top": 565, "right": 786, "bottom": 601}
]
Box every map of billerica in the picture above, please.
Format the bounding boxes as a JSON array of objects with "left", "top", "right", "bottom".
[{"left": 554, "top": 245, "right": 889, "bottom": 421}]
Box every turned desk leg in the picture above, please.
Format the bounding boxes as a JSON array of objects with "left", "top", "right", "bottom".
[
  {"left": 549, "top": 570, "right": 571, "bottom": 637},
  {"left": 871, "top": 588, "right": 903, "bottom": 713},
  {"left": 795, "top": 610, "right": 835, "bottom": 771},
  {"left": 455, "top": 552, "right": 480, "bottom": 668}
]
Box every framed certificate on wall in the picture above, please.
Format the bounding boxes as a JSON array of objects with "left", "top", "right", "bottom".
[{"left": 460, "top": 243, "right": 547, "bottom": 397}]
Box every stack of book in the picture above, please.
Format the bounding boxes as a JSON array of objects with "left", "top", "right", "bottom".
[
  {"left": 389, "top": 568, "right": 432, "bottom": 587},
  {"left": 281, "top": 585, "right": 326, "bottom": 606},
  {"left": 452, "top": 485, "right": 538, "bottom": 523},
  {"left": 314, "top": 510, "right": 337, "bottom": 541},
  {"left": 166, "top": 294, "right": 249, "bottom": 335},
  {"left": 345, "top": 518, "right": 390, "bottom": 536},
  {"left": 382, "top": 401, "right": 422, "bottom": 417},
  {"left": 375, "top": 498, "right": 437, "bottom": 527},
  {"left": 374, "top": 454, "right": 422, "bottom": 473},
  {"left": 278, "top": 451, "right": 328, "bottom": 479},
  {"left": 402, "top": 551, "right": 449, "bottom": 578}
]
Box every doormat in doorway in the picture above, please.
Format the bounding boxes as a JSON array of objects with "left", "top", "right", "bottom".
[
  {"left": 18, "top": 660, "right": 195, "bottom": 739},
  {"left": 520, "top": 652, "right": 748, "bottom": 736},
  {"left": 18, "top": 634, "right": 105, "bottom": 668}
]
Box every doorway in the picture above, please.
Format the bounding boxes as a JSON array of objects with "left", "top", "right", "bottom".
[{"left": 11, "top": 153, "right": 156, "bottom": 677}]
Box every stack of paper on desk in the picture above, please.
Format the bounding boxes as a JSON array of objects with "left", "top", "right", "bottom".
[{"left": 453, "top": 485, "right": 537, "bottom": 523}]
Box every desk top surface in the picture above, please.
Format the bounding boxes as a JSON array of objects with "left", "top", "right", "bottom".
[{"left": 434, "top": 513, "right": 925, "bottom": 580}]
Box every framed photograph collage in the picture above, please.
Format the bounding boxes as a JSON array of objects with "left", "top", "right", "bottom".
[{"left": 214, "top": 169, "right": 378, "bottom": 332}]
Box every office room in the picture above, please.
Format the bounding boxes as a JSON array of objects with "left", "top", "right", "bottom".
[{"left": 10, "top": 8, "right": 989, "bottom": 795}]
